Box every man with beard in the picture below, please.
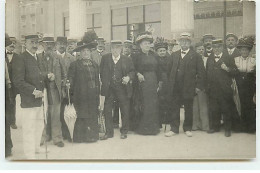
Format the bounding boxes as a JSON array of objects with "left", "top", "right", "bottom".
[
  {"left": 12, "top": 34, "right": 45, "bottom": 159},
  {"left": 202, "top": 34, "right": 215, "bottom": 58},
  {"left": 56, "top": 36, "right": 76, "bottom": 141},
  {"left": 223, "top": 33, "right": 241, "bottom": 59},
  {"left": 5, "top": 36, "right": 19, "bottom": 130},
  {"left": 38, "top": 35, "right": 65, "bottom": 147}
]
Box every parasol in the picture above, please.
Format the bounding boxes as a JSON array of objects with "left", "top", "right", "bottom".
[{"left": 64, "top": 87, "right": 77, "bottom": 142}]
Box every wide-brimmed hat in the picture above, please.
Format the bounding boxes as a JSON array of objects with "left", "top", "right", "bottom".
[
  {"left": 154, "top": 37, "right": 168, "bottom": 51},
  {"left": 73, "top": 30, "right": 98, "bottom": 52},
  {"left": 135, "top": 31, "right": 154, "bottom": 45},
  {"left": 237, "top": 37, "right": 254, "bottom": 50},
  {"left": 178, "top": 32, "right": 192, "bottom": 41},
  {"left": 5, "top": 33, "right": 12, "bottom": 47},
  {"left": 225, "top": 33, "right": 238, "bottom": 41}
]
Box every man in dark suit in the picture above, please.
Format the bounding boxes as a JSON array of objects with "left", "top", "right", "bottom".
[
  {"left": 165, "top": 32, "right": 206, "bottom": 137},
  {"left": 100, "top": 40, "right": 135, "bottom": 140},
  {"left": 206, "top": 39, "right": 237, "bottom": 137},
  {"left": 202, "top": 34, "right": 215, "bottom": 58},
  {"left": 113, "top": 40, "right": 133, "bottom": 128},
  {"left": 223, "top": 33, "right": 241, "bottom": 59},
  {"left": 38, "top": 35, "right": 66, "bottom": 147},
  {"left": 55, "top": 36, "right": 76, "bottom": 141},
  {"left": 91, "top": 37, "right": 107, "bottom": 66},
  {"left": 5, "top": 36, "right": 19, "bottom": 130},
  {"left": 5, "top": 33, "right": 14, "bottom": 157},
  {"left": 12, "top": 34, "right": 46, "bottom": 159}
]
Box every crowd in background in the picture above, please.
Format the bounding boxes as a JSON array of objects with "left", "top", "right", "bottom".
[{"left": 5, "top": 30, "right": 256, "bottom": 159}]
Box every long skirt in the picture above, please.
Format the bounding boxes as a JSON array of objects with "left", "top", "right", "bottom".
[
  {"left": 192, "top": 91, "right": 209, "bottom": 131},
  {"left": 136, "top": 72, "right": 160, "bottom": 135},
  {"left": 73, "top": 118, "right": 99, "bottom": 143}
]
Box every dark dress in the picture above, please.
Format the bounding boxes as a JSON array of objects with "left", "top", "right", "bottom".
[
  {"left": 133, "top": 51, "right": 161, "bottom": 135},
  {"left": 234, "top": 56, "right": 256, "bottom": 133},
  {"left": 157, "top": 55, "right": 171, "bottom": 126},
  {"left": 68, "top": 59, "right": 100, "bottom": 142}
]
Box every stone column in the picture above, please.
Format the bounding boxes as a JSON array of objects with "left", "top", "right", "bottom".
[
  {"left": 5, "top": 0, "right": 20, "bottom": 38},
  {"left": 69, "top": 0, "right": 87, "bottom": 38},
  {"left": 242, "top": 1, "right": 255, "bottom": 36},
  {"left": 170, "top": 0, "right": 194, "bottom": 39}
]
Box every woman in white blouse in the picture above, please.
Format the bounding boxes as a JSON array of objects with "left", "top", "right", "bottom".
[{"left": 234, "top": 37, "right": 256, "bottom": 133}]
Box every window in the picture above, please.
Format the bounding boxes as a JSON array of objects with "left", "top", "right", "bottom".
[
  {"left": 87, "top": 13, "right": 102, "bottom": 37},
  {"left": 64, "top": 16, "right": 70, "bottom": 37},
  {"left": 111, "top": 3, "right": 161, "bottom": 40}
]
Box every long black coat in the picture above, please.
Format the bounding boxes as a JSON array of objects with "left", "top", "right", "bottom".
[
  {"left": 100, "top": 53, "right": 135, "bottom": 98},
  {"left": 167, "top": 49, "right": 206, "bottom": 99},
  {"left": 12, "top": 51, "right": 45, "bottom": 108}
]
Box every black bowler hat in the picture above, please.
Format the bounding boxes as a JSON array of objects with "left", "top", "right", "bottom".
[
  {"left": 57, "top": 36, "right": 67, "bottom": 43},
  {"left": 5, "top": 33, "right": 12, "bottom": 47}
]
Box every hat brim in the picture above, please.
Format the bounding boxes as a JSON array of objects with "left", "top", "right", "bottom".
[
  {"left": 237, "top": 44, "right": 253, "bottom": 50},
  {"left": 155, "top": 45, "right": 168, "bottom": 51},
  {"left": 73, "top": 42, "right": 97, "bottom": 52}
]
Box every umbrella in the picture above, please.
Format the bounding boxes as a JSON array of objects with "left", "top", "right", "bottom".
[
  {"left": 64, "top": 88, "right": 77, "bottom": 142},
  {"left": 231, "top": 79, "right": 241, "bottom": 117}
]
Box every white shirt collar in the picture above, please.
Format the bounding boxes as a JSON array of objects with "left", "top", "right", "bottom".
[
  {"left": 112, "top": 54, "right": 120, "bottom": 64},
  {"left": 227, "top": 47, "right": 235, "bottom": 54},
  {"left": 56, "top": 50, "right": 65, "bottom": 58},
  {"left": 214, "top": 53, "right": 223, "bottom": 62},
  {"left": 26, "top": 49, "right": 37, "bottom": 58},
  {"left": 181, "top": 48, "right": 190, "bottom": 54}
]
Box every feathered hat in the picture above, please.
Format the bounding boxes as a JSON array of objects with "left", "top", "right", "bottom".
[
  {"left": 73, "top": 30, "right": 98, "bottom": 52},
  {"left": 237, "top": 36, "right": 254, "bottom": 50},
  {"left": 135, "top": 31, "right": 153, "bottom": 45},
  {"left": 154, "top": 37, "right": 168, "bottom": 51}
]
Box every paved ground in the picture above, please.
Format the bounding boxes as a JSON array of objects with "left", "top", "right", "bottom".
[{"left": 7, "top": 108, "right": 256, "bottom": 161}]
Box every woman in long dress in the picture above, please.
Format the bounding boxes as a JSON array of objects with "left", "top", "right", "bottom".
[
  {"left": 132, "top": 32, "right": 162, "bottom": 135},
  {"left": 68, "top": 31, "right": 100, "bottom": 142},
  {"left": 154, "top": 38, "right": 171, "bottom": 129},
  {"left": 234, "top": 37, "right": 256, "bottom": 133}
]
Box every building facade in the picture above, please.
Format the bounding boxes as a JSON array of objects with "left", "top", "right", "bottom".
[{"left": 6, "top": 0, "right": 255, "bottom": 43}]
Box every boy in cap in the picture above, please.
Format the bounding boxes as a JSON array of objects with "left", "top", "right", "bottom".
[
  {"left": 100, "top": 40, "right": 135, "bottom": 140},
  {"left": 224, "top": 33, "right": 241, "bottom": 59},
  {"left": 38, "top": 35, "right": 66, "bottom": 147},
  {"left": 206, "top": 39, "right": 237, "bottom": 137},
  {"left": 165, "top": 32, "right": 206, "bottom": 137},
  {"left": 12, "top": 34, "right": 46, "bottom": 159}
]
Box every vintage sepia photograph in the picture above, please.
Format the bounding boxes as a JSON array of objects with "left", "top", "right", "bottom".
[{"left": 4, "top": 0, "right": 256, "bottom": 161}]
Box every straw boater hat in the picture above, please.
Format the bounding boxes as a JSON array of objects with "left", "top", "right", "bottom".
[
  {"left": 73, "top": 30, "right": 98, "bottom": 52},
  {"left": 225, "top": 33, "right": 238, "bottom": 41},
  {"left": 178, "top": 32, "right": 192, "bottom": 41},
  {"left": 154, "top": 37, "right": 168, "bottom": 51},
  {"left": 135, "top": 31, "right": 154, "bottom": 45},
  {"left": 202, "top": 34, "right": 215, "bottom": 42},
  {"left": 41, "top": 34, "right": 55, "bottom": 43},
  {"left": 212, "top": 39, "right": 224, "bottom": 45},
  {"left": 236, "top": 37, "right": 254, "bottom": 50}
]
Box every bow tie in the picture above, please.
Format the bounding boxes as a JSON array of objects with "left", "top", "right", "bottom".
[
  {"left": 181, "top": 51, "right": 187, "bottom": 54},
  {"left": 7, "top": 51, "right": 13, "bottom": 55}
]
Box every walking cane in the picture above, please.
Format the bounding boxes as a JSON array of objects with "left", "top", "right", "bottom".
[{"left": 42, "top": 90, "right": 48, "bottom": 159}]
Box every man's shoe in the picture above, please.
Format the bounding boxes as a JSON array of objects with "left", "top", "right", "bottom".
[
  {"left": 36, "top": 147, "right": 49, "bottom": 154},
  {"left": 120, "top": 134, "right": 127, "bottom": 139},
  {"left": 225, "top": 130, "right": 231, "bottom": 137},
  {"left": 165, "top": 131, "right": 178, "bottom": 137},
  {"left": 185, "top": 131, "right": 193, "bottom": 137},
  {"left": 10, "top": 124, "right": 17, "bottom": 129},
  {"left": 55, "top": 141, "right": 64, "bottom": 147},
  {"left": 207, "top": 129, "right": 215, "bottom": 134}
]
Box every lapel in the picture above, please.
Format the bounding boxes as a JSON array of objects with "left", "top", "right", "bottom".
[
  {"left": 108, "top": 54, "right": 114, "bottom": 72},
  {"left": 25, "top": 51, "right": 39, "bottom": 67}
]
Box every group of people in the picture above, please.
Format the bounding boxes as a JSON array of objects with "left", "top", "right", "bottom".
[{"left": 5, "top": 30, "right": 256, "bottom": 159}]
